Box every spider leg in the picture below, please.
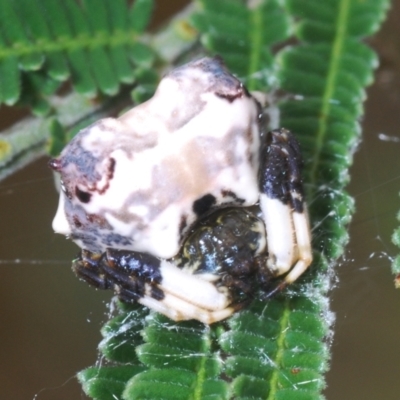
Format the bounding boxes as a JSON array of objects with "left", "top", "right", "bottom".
[
  {"left": 115, "top": 279, "right": 241, "bottom": 324},
  {"left": 103, "top": 248, "right": 232, "bottom": 309},
  {"left": 72, "top": 250, "right": 112, "bottom": 290},
  {"left": 72, "top": 247, "right": 235, "bottom": 322},
  {"left": 138, "top": 289, "right": 240, "bottom": 324},
  {"left": 259, "top": 128, "right": 312, "bottom": 294}
]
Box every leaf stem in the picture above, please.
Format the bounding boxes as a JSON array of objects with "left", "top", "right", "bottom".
[
  {"left": 248, "top": 4, "right": 263, "bottom": 91},
  {"left": 192, "top": 327, "right": 209, "bottom": 400},
  {"left": 266, "top": 299, "right": 290, "bottom": 400},
  {"left": 310, "top": 0, "right": 350, "bottom": 186}
]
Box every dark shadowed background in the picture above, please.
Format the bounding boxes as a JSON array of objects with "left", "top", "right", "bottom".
[{"left": 1, "top": 1, "right": 399, "bottom": 399}]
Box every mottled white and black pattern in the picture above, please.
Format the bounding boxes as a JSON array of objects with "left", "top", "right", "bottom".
[
  {"left": 51, "top": 57, "right": 313, "bottom": 323},
  {"left": 51, "top": 57, "right": 263, "bottom": 258}
]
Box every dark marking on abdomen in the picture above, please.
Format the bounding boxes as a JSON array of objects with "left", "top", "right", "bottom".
[
  {"left": 221, "top": 189, "right": 245, "bottom": 204},
  {"left": 193, "top": 194, "right": 216, "bottom": 216},
  {"left": 179, "top": 214, "right": 188, "bottom": 236}
]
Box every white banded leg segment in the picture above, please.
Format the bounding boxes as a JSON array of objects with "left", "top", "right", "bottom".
[
  {"left": 283, "top": 209, "right": 312, "bottom": 284},
  {"left": 157, "top": 260, "right": 231, "bottom": 311},
  {"left": 139, "top": 289, "right": 235, "bottom": 324},
  {"left": 260, "top": 194, "right": 296, "bottom": 276}
]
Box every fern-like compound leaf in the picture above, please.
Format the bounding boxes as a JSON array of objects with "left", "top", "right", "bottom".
[
  {"left": 279, "top": 0, "right": 390, "bottom": 261},
  {"left": 78, "top": 365, "right": 146, "bottom": 400},
  {"left": 221, "top": 296, "right": 329, "bottom": 399},
  {"left": 192, "top": 0, "right": 291, "bottom": 91},
  {"left": 98, "top": 304, "right": 148, "bottom": 364},
  {"left": 74, "top": 1, "right": 390, "bottom": 399},
  {"left": 0, "top": 0, "right": 155, "bottom": 107},
  {"left": 128, "top": 314, "right": 228, "bottom": 400},
  {"left": 78, "top": 303, "right": 148, "bottom": 400}
]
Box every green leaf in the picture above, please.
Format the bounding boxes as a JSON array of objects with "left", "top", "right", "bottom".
[
  {"left": 77, "top": 305, "right": 148, "bottom": 399},
  {"left": 78, "top": 365, "right": 146, "bottom": 400},
  {"left": 124, "top": 368, "right": 228, "bottom": 400},
  {"left": 220, "top": 296, "right": 329, "bottom": 399},
  {"left": 130, "top": 0, "right": 154, "bottom": 33},
  {"left": 20, "top": 71, "right": 60, "bottom": 116},
  {"left": 130, "top": 314, "right": 228, "bottom": 399},
  {"left": 192, "top": 0, "right": 291, "bottom": 91},
  {"left": 130, "top": 67, "right": 158, "bottom": 103},
  {"left": 279, "top": 0, "right": 389, "bottom": 265},
  {"left": 0, "top": 0, "right": 386, "bottom": 399},
  {"left": 0, "top": 57, "right": 19, "bottom": 105},
  {"left": 47, "top": 118, "right": 68, "bottom": 157},
  {"left": 0, "top": 1, "right": 44, "bottom": 71},
  {"left": 74, "top": 1, "right": 390, "bottom": 399},
  {"left": 0, "top": 0, "right": 156, "bottom": 106},
  {"left": 99, "top": 303, "right": 148, "bottom": 364},
  {"left": 14, "top": 0, "right": 70, "bottom": 81}
]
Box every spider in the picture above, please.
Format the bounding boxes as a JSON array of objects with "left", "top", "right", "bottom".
[{"left": 49, "top": 57, "right": 312, "bottom": 324}]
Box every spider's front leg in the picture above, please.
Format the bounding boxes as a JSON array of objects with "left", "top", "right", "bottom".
[
  {"left": 73, "top": 248, "right": 235, "bottom": 324},
  {"left": 72, "top": 250, "right": 112, "bottom": 290},
  {"left": 259, "top": 128, "right": 313, "bottom": 296},
  {"left": 72, "top": 249, "right": 159, "bottom": 300}
]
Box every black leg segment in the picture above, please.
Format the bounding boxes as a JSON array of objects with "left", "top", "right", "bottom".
[{"left": 259, "top": 128, "right": 305, "bottom": 213}]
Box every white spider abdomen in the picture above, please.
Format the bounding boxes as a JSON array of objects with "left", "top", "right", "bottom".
[{"left": 51, "top": 57, "right": 262, "bottom": 258}]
